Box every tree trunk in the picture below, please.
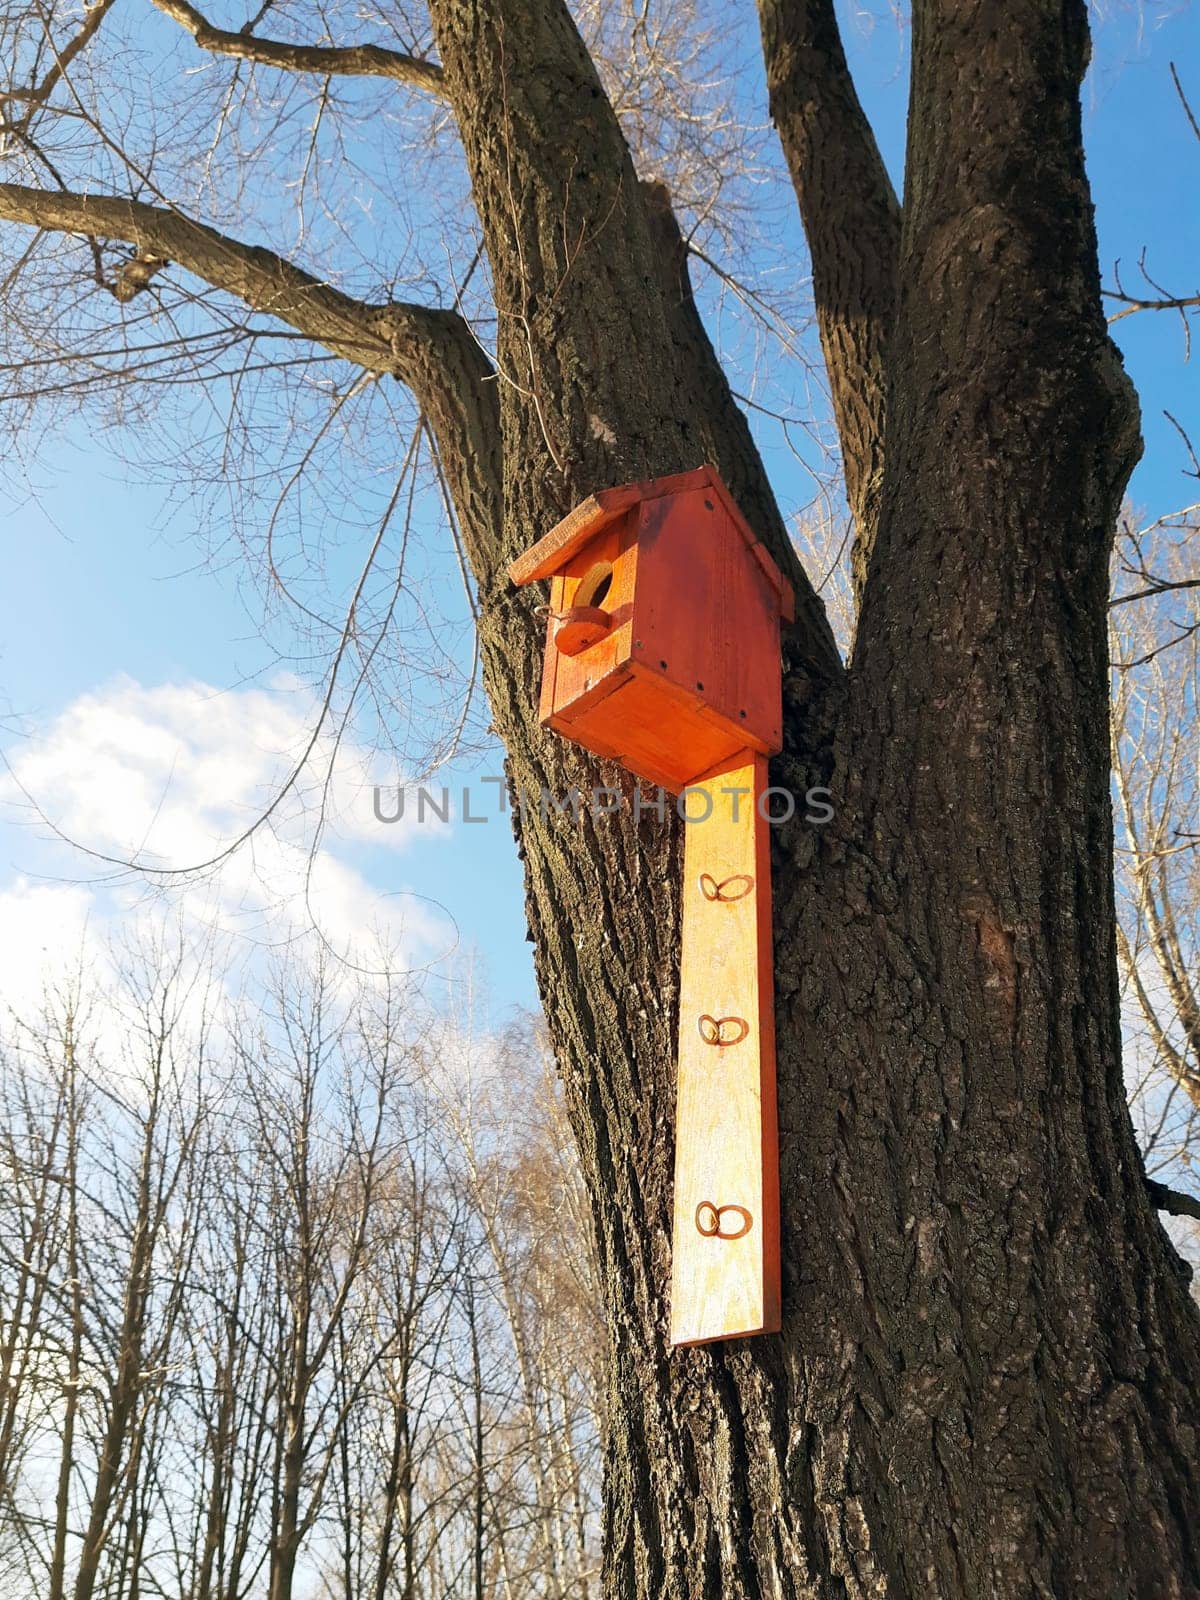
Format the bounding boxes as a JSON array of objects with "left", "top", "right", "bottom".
[
  {"left": 49, "top": 1042, "right": 82, "bottom": 1600},
  {"left": 73, "top": 1108, "right": 160, "bottom": 1600},
  {"left": 423, "top": 0, "right": 1200, "bottom": 1594},
  {"left": 0, "top": 0, "right": 1190, "bottom": 1587}
]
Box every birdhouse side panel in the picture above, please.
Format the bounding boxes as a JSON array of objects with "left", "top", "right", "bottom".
[
  {"left": 714, "top": 509, "right": 785, "bottom": 754},
  {"left": 630, "top": 492, "right": 784, "bottom": 758}
]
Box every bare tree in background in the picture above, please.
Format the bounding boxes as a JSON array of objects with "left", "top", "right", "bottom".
[
  {"left": 1, "top": 1, "right": 1200, "bottom": 1594},
  {"left": 1111, "top": 501, "right": 1200, "bottom": 1245},
  {"left": 0, "top": 987, "right": 85, "bottom": 1592},
  {"left": 0, "top": 937, "right": 217, "bottom": 1600},
  {"left": 0, "top": 952, "right": 602, "bottom": 1599},
  {"left": 1103, "top": 58, "right": 1200, "bottom": 1262},
  {"left": 431, "top": 1013, "right": 603, "bottom": 1600}
]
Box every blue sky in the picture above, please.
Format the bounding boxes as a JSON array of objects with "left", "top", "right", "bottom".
[{"left": 0, "top": 0, "right": 1195, "bottom": 1024}]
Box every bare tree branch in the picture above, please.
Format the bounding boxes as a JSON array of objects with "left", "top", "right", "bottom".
[
  {"left": 147, "top": 0, "right": 447, "bottom": 97},
  {"left": 1106, "top": 290, "right": 1200, "bottom": 323},
  {"left": 1147, "top": 1178, "right": 1200, "bottom": 1222},
  {"left": 0, "top": 181, "right": 500, "bottom": 570},
  {"left": 0, "top": 181, "right": 421, "bottom": 366},
  {"left": 0, "top": 0, "right": 120, "bottom": 125},
  {"left": 756, "top": 0, "right": 900, "bottom": 601},
  {"left": 1171, "top": 61, "right": 1199, "bottom": 145}
]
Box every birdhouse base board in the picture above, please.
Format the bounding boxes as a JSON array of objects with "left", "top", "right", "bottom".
[{"left": 546, "top": 661, "right": 773, "bottom": 795}]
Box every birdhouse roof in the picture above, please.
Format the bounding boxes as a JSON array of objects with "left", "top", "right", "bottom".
[{"left": 507, "top": 464, "right": 794, "bottom": 622}]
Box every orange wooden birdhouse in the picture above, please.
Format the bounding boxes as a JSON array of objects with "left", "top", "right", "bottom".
[
  {"left": 510, "top": 466, "right": 789, "bottom": 1349},
  {"left": 507, "top": 466, "right": 793, "bottom": 794}
]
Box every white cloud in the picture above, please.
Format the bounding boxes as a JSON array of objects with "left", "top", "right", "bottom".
[
  {"left": 0, "top": 676, "right": 455, "bottom": 1000},
  {"left": 0, "top": 879, "right": 94, "bottom": 1022}
]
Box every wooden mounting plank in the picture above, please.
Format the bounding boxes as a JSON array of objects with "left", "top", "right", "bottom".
[{"left": 670, "top": 751, "right": 780, "bottom": 1345}]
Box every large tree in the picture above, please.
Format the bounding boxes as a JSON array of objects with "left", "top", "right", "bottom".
[{"left": 2, "top": 0, "right": 1199, "bottom": 1595}]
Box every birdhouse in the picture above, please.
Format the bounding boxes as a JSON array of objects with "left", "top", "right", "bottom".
[
  {"left": 510, "top": 466, "right": 786, "bottom": 1348},
  {"left": 507, "top": 466, "right": 794, "bottom": 793}
]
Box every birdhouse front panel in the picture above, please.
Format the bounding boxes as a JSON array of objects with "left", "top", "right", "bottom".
[{"left": 535, "top": 510, "right": 638, "bottom": 738}]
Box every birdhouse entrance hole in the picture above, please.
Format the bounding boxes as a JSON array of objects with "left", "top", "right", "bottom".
[
  {"left": 574, "top": 559, "right": 613, "bottom": 611},
  {"left": 553, "top": 559, "right": 616, "bottom": 657}
]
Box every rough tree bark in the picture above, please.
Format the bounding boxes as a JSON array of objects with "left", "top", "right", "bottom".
[
  {"left": 757, "top": 0, "right": 899, "bottom": 599},
  {"left": 2, "top": 0, "right": 1198, "bottom": 1594},
  {"left": 424, "top": 1, "right": 1200, "bottom": 1594}
]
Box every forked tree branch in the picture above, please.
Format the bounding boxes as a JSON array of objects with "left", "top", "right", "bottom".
[
  {"left": 148, "top": 0, "right": 447, "bottom": 96},
  {"left": 640, "top": 179, "right": 841, "bottom": 679},
  {"left": 756, "top": 0, "right": 900, "bottom": 602},
  {"left": 0, "top": 181, "right": 501, "bottom": 576},
  {"left": 1106, "top": 290, "right": 1200, "bottom": 329},
  {"left": 0, "top": 0, "right": 121, "bottom": 121},
  {"left": 0, "top": 183, "right": 419, "bottom": 364}
]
